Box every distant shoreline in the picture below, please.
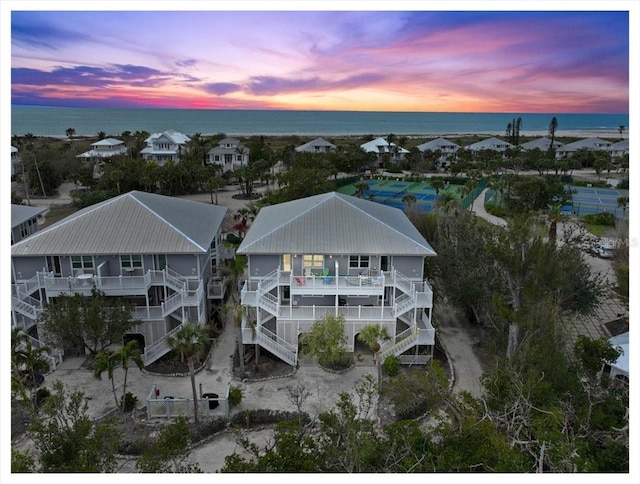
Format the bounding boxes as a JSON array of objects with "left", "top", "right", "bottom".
[{"left": 25, "top": 129, "right": 627, "bottom": 141}]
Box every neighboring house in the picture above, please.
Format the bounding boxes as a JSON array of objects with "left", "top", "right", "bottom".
[
  {"left": 360, "top": 137, "right": 410, "bottom": 166},
  {"left": 236, "top": 191, "right": 437, "bottom": 367},
  {"left": 466, "top": 137, "right": 514, "bottom": 152},
  {"left": 76, "top": 138, "right": 128, "bottom": 178},
  {"left": 295, "top": 137, "right": 337, "bottom": 153},
  {"left": 140, "top": 130, "right": 190, "bottom": 165},
  {"left": 11, "top": 145, "right": 20, "bottom": 178},
  {"left": 11, "top": 191, "right": 228, "bottom": 368},
  {"left": 555, "top": 137, "right": 613, "bottom": 160},
  {"left": 609, "top": 139, "right": 629, "bottom": 159},
  {"left": 207, "top": 137, "right": 250, "bottom": 172},
  {"left": 11, "top": 204, "right": 47, "bottom": 245},
  {"left": 520, "top": 136, "right": 564, "bottom": 152},
  {"left": 416, "top": 137, "right": 460, "bottom": 168}
]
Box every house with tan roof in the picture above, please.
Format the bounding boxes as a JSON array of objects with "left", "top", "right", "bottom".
[
  {"left": 11, "top": 191, "right": 227, "bottom": 368},
  {"left": 416, "top": 137, "right": 460, "bottom": 168},
  {"left": 236, "top": 191, "right": 437, "bottom": 366}
]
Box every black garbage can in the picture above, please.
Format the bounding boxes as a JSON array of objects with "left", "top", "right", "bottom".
[{"left": 202, "top": 393, "right": 219, "bottom": 409}]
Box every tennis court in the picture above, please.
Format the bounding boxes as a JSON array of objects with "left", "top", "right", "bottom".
[
  {"left": 568, "top": 186, "right": 628, "bottom": 218},
  {"left": 338, "top": 179, "right": 467, "bottom": 212}
]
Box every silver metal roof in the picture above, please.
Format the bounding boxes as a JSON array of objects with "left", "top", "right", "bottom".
[
  {"left": 11, "top": 204, "right": 47, "bottom": 229},
  {"left": 11, "top": 191, "right": 227, "bottom": 256},
  {"left": 237, "top": 192, "right": 436, "bottom": 256}
]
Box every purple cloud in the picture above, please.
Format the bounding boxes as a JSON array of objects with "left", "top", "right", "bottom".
[
  {"left": 202, "top": 82, "right": 242, "bottom": 95},
  {"left": 246, "top": 72, "right": 385, "bottom": 96}
]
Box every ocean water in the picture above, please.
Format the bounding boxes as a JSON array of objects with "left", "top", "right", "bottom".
[{"left": 10, "top": 105, "right": 629, "bottom": 138}]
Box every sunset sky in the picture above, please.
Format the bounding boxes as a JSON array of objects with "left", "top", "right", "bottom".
[{"left": 7, "top": 7, "right": 632, "bottom": 113}]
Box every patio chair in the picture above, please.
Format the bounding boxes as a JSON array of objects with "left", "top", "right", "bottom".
[{"left": 294, "top": 276, "right": 306, "bottom": 286}]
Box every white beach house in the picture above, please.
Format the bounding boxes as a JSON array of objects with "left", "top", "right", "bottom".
[
  {"left": 141, "top": 130, "right": 191, "bottom": 165},
  {"left": 76, "top": 138, "right": 128, "bottom": 178},
  {"left": 236, "top": 191, "right": 437, "bottom": 367},
  {"left": 207, "top": 137, "right": 250, "bottom": 172}
]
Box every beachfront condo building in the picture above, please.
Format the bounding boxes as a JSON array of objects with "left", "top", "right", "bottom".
[
  {"left": 141, "top": 130, "right": 191, "bottom": 165},
  {"left": 11, "top": 191, "right": 227, "bottom": 369},
  {"left": 361, "top": 137, "right": 410, "bottom": 167},
  {"left": 236, "top": 191, "right": 437, "bottom": 366},
  {"left": 207, "top": 137, "right": 250, "bottom": 172},
  {"left": 416, "top": 137, "right": 461, "bottom": 169}
]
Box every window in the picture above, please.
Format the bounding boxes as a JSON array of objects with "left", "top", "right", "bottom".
[
  {"left": 237, "top": 155, "right": 243, "bottom": 161},
  {"left": 224, "top": 154, "right": 233, "bottom": 163},
  {"left": 303, "top": 254, "right": 324, "bottom": 269},
  {"left": 214, "top": 155, "right": 220, "bottom": 162},
  {"left": 121, "top": 255, "right": 143, "bottom": 268},
  {"left": 282, "top": 254, "right": 291, "bottom": 272},
  {"left": 72, "top": 255, "right": 94, "bottom": 271},
  {"left": 349, "top": 255, "right": 369, "bottom": 268}
]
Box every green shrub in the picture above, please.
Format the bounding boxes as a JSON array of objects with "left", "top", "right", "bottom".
[
  {"left": 582, "top": 212, "right": 616, "bottom": 226},
  {"left": 120, "top": 392, "right": 138, "bottom": 412},
  {"left": 226, "top": 233, "right": 241, "bottom": 245},
  {"left": 484, "top": 203, "right": 509, "bottom": 218},
  {"left": 228, "top": 386, "right": 243, "bottom": 407},
  {"left": 617, "top": 178, "right": 629, "bottom": 189},
  {"left": 230, "top": 409, "right": 310, "bottom": 428},
  {"left": 35, "top": 387, "right": 51, "bottom": 407},
  {"left": 382, "top": 355, "right": 401, "bottom": 376}
]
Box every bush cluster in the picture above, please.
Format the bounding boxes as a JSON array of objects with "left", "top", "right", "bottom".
[
  {"left": 485, "top": 203, "right": 510, "bottom": 218},
  {"left": 582, "top": 212, "right": 617, "bottom": 226},
  {"left": 230, "top": 409, "right": 310, "bottom": 428},
  {"left": 381, "top": 355, "right": 401, "bottom": 376}
]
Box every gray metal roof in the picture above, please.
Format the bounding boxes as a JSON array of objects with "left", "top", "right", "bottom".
[
  {"left": 295, "top": 137, "right": 337, "bottom": 152},
  {"left": 416, "top": 137, "right": 460, "bottom": 151},
  {"left": 11, "top": 204, "right": 47, "bottom": 229},
  {"left": 557, "top": 137, "right": 612, "bottom": 152},
  {"left": 11, "top": 191, "right": 227, "bottom": 256},
  {"left": 519, "top": 137, "right": 564, "bottom": 151},
  {"left": 237, "top": 192, "right": 436, "bottom": 256}
]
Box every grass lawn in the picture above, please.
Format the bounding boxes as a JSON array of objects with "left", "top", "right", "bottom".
[{"left": 581, "top": 223, "right": 614, "bottom": 237}]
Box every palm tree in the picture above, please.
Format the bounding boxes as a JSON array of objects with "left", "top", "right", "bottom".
[
  {"left": 118, "top": 340, "right": 144, "bottom": 413},
  {"left": 434, "top": 191, "right": 459, "bottom": 213},
  {"left": 430, "top": 177, "right": 445, "bottom": 195},
  {"left": 167, "top": 323, "right": 209, "bottom": 426},
  {"left": 618, "top": 125, "right": 625, "bottom": 140},
  {"left": 402, "top": 193, "right": 417, "bottom": 211},
  {"left": 354, "top": 181, "right": 369, "bottom": 198},
  {"left": 13, "top": 335, "right": 51, "bottom": 410},
  {"left": 221, "top": 259, "right": 249, "bottom": 375},
  {"left": 547, "top": 204, "right": 562, "bottom": 243},
  {"left": 93, "top": 349, "right": 120, "bottom": 408},
  {"left": 66, "top": 127, "right": 76, "bottom": 154},
  {"left": 97, "top": 131, "right": 107, "bottom": 140},
  {"left": 617, "top": 196, "right": 629, "bottom": 215}
]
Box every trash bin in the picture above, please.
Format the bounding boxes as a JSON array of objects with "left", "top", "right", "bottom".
[{"left": 202, "top": 393, "right": 219, "bottom": 409}]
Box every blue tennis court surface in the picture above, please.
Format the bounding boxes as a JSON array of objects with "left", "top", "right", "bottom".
[{"left": 567, "top": 185, "right": 628, "bottom": 218}]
